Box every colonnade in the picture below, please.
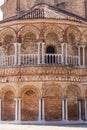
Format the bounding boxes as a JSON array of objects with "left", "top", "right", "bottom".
[
  {"left": 13, "top": 42, "right": 86, "bottom": 67},
  {"left": 0, "top": 98, "right": 87, "bottom": 122}
]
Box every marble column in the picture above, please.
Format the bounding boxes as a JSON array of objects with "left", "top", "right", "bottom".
[
  {"left": 38, "top": 98, "right": 41, "bottom": 121},
  {"left": 37, "top": 42, "right": 41, "bottom": 65},
  {"left": 13, "top": 43, "right": 18, "bottom": 65},
  {"left": 78, "top": 45, "right": 81, "bottom": 66},
  {"left": 15, "top": 98, "right": 21, "bottom": 121},
  {"left": 85, "top": 98, "right": 87, "bottom": 120},
  {"left": 62, "top": 99, "right": 65, "bottom": 121},
  {"left": 61, "top": 43, "right": 65, "bottom": 64},
  {"left": 78, "top": 100, "right": 82, "bottom": 121},
  {"left": 18, "top": 43, "right": 21, "bottom": 65},
  {"left": 65, "top": 43, "right": 68, "bottom": 65},
  {"left": 42, "top": 98, "right": 45, "bottom": 121},
  {"left": 42, "top": 42, "right": 45, "bottom": 64},
  {"left": 65, "top": 99, "right": 68, "bottom": 120},
  {"left": 82, "top": 45, "right": 86, "bottom": 67},
  {"left": 0, "top": 98, "right": 2, "bottom": 121}
]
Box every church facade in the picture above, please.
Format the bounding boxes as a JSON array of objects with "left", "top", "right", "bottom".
[{"left": 0, "top": 0, "right": 87, "bottom": 124}]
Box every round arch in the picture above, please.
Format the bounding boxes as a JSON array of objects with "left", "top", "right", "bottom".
[
  {"left": 19, "top": 85, "right": 41, "bottom": 98},
  {"left": 0, "top": 27, "right": 16, "bottom": 43},
  {"left": 65, "top": 25, "right": 81, "bottom": 44},
  {"left": 66, "top": 84, "right": 82, "bottom": 121},
  {"left": 43, "top": 25, "right": 64, "bottom": 43},
  {"left": 0, "top": 86, "right": 16, "bottom": 121},
  {"left": 43, "top": 85, "right": 62, "bottom": 121},
  {"left": 19, "top": 85, "right": 41, "bottom": 121},
  {"left": 18, "top": 25, "right": 40, "bottom": 40}
]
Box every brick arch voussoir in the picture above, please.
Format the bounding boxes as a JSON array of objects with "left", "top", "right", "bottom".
[
  {"left": 64, "top": 25, "right": 81, "bottom": 43},
  {"left": 18, "top": 25, "right": 40, "bottom": 40},
  {"left": 19, "top": 85, "right": 41, "bottom": 98},
  {"left": 0, "top": 27, "right": 17, "bottom": 43},
  {"left": 81, "top": 30, "right": 87, "bottom": 44},
  {"left": 43, "top": 25, "right": 64, "bottom": 42},
  {"left": 66, "top": 84, "right": 81, "bottom": 99},
  {"left": 43, "top": 84, "right": 62, "bottom": 98},
  {"left": 0, "top": 85, "right": 17, "bottom": 99}
]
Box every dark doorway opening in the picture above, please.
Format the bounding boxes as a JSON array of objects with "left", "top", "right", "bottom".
[{"left": 46, "top": 46, "right": 55, "bottom": 64}]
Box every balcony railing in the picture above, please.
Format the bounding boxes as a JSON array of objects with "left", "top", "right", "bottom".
[
  {"left": 0, "top": 53, "right": 80, "bottom": 67},
  {"left": 45, "top": 54, "right": 62, "bottom": 65},
  {"left": 67, "top": 55, "right": 79, "bottom": 66},
  {"left": 20, "top": 54, "right": 38, "bottom": 65},
  {"left": 0, "top": 42, "right": 85, "bottom": 68}
]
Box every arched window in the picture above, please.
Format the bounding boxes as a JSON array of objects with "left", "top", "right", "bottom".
[
  {"left": 46, "top": 46, "right": 55, "bottom": 64},
  {"left": 46, "top": 46, "right": 55, "bottom": 54}
]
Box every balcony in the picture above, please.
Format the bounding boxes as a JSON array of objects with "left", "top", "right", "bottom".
[{"left": 0, "top": 42, "right": 86, "bottom": 68}]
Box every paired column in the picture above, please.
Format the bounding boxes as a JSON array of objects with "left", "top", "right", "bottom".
[
  {"left": 78, "top": 100, "right": 82, "bottom": 121},
  {"left": 18, "top": 43, "right": 21, "bottom": 65},
  {"left": 61, "top": 43, "right": 65, "bottom": 64},
  {"left": 84, "top": 98, "right": 87, "bottom": 120},
  {"left": 13, "top": 43, "right": 18, "bottom": 65},
  {"left": 42, "top": 42, "right": 45, "bottom": 64},
  {"left": 61, "top": 43, "right": 68, "bottom": 65},
  {"left": 37, "top": 42, "right": 41, "bottom": 65},
  {"left": 15, "top": 98, "right": 21, "bottom": 121},
  {"left": 78, "top": 45, "right": 81, "bottom": 66},
  {"left": 82, "top": 45, "right": 85, "bottom": 67},
  {"left": 38, "top": 98, "right": 42, "bottom": 121},
  {"left": 77, "top": 44, "right": 86, "bottom": 67},
  {"left": 65, "top": 43, "right": 68, "bottom": 65},
  {"left": 62, "top": 99, "right": 68, "bottom": 121},
  {"left": 13, "top": 43, "right": 21, "bottom": 66},
  {"left": 0, "top": 98, "right": 2, "bottom": 121},
  {"left": 38, "top": 98, "right": 45, "bottom": 122},
  {"left": 37, "top": 42, "right": 45, "bottom": 65}
]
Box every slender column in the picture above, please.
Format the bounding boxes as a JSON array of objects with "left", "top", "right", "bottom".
[
  {"left": 38, "top": 98, "right": 41, "bottom": 121},
  {"left": 85, "top": 98, "right": 87, "bottom": 120},
  {"left": 0, "top": 98, "right": 2, "bottom": 121},
  {"left": 13, "top": 43, "right": 18, "bottom": 65},
  {"left": 15, "top": 98, "right": 18, "bottom": 121},
  {"left": 78, "top": 45, "right": 81, "bottom": 66},
  {"left": 61, "top": 43, "right": 64, "bottom": 64},
  {"left": 65, "top": 99, "right": 68, "bottom": 120},
  {"left": 42, "top": 42, "right": 45, "bottom": 64},
  {"left": 82, "top": 45, "right": 85, "bottom": 67},
  {"left": 15, "top": 98, "right": 21, "bottom": 121},
  {"left": 42, "top": 98, "right": 45, "bottom": 121},
  {"left": 37, "top": 42, "right": 41, "bottom": 65},
  {"left": 18, "top": 43, "right": 21, "bottom": 65},
  {"left": 78, "top": 100, "right": 82, "bottom": 121},
  {"left": 65, "top": 43, "right": 68, "bottom": 65},
  {"left": 18, "top": 98, "right": 21, "bottom": 121},
  {"left": 62, "top": 99, "right": 65, "bottom": 120}
]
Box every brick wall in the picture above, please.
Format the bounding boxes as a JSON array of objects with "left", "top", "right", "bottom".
[
  {"left": 1, "top": 0, "right": 87, "bottom": 19},
  {"left": 21, "top": 90, "right": 38, "bottom": 121},
  {"left": 2, "top": 91, "right": 15, "bottom": 121},
  {"left": 65, "top": 0, "right": 85, "bottom": 17}
]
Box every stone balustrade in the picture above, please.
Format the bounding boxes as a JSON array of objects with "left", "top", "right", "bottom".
[{"left": 0, "top": 42, "right": 86, "bottom": 68}]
